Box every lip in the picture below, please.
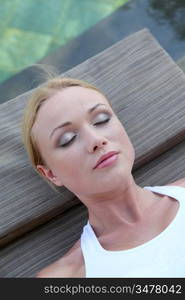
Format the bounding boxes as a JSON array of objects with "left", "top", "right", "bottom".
[{"left": 93, "top": 151, "right": 119, "bottom": 169}]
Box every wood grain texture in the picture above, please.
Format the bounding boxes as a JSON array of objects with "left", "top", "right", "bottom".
[
  {"left": 1, "top": 138, "right": 185, "bottom": 277},
  {"left": 1, "top": 28, "right": 185, "bottom": 246}
]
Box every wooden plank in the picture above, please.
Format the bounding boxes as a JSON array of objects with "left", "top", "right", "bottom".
[
  {"left": 1, "top": 28, "right": 185, "bottom": 245},
  {"left": 1, "top": 139, "right": 185, "bottom": 277}
]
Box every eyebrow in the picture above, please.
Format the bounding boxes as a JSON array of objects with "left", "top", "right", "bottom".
[{"left": 49, "top": 103, "right": 106, "bottom": 139}]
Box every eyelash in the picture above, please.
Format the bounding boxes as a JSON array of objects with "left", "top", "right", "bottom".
[{"left": 59, "top": 117, "right": 111, "bottom": 148}]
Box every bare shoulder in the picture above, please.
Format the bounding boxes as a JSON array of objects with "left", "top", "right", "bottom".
[
  {"left": 167, "top": 178, "right": 185, "bottom": 188},
  {"left": 36, "top": 239, "right": 85, "bottom": 278}
]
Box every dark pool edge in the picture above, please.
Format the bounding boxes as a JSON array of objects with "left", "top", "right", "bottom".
[{"left": 1, "top": 0, "right": 185, "bottom": 104}]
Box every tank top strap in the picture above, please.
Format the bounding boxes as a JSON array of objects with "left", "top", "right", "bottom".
[
  {"left": 81, "top": 221, "right": 101, "bottom": 254},
  {"left": 81, "top": 221, "right": 104, "bottom": 276},
  {"left": 144, "top": 185, "right": 185, "bottom": 205}
]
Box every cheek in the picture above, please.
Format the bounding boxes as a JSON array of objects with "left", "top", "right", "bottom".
[
  {"left": 115, "top": 122, "right": 135, "bottom": 161},
  {"left": 111, "top": 119, "right": 128, "bottom": 142},
  {"left": 51, "top": 148, "right": 82, "bottom": 177},
  {"left": 52, "top": 150, "right": 88, "bottom": 193}
]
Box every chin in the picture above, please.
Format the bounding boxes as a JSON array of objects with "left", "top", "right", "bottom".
[{"left": 100, "top": 169, "right": 130, "bottom": 189}]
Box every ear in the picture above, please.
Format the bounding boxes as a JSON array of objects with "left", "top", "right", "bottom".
[{"left": 37, "top": 164, "right": 63, "bottom": 187}]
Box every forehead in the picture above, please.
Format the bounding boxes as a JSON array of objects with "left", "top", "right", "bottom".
[{"left": 32, "top": 86, "right": 110, "bottom": 138}]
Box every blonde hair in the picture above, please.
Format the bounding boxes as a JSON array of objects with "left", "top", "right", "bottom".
[{"left": 22, "top": 76, "right": 106, "bottom": 191}]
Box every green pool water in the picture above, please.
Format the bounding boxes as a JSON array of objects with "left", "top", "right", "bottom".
[{"left": 0, "top": 0, "right": 129, "bottom": 84}]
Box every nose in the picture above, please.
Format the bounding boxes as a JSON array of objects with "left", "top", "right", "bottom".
[{"left": 84, "top": 126, "right": 108, "bottom": 153}]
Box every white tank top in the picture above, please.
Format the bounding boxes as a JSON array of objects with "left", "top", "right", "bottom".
[{"left": 80, "top": 185, "right": 185, "bottom": 277}]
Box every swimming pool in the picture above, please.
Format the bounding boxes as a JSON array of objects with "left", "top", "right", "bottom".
[
  {"left": 0, "top": 0, "right": 129, "bottom": 84},
  {"left": 1, "top": 0, "right": 185, "bottom": 104}
]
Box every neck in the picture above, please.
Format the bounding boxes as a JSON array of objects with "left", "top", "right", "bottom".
[{"left": 79, "top": 177, "right": 158, "bottom": 237}]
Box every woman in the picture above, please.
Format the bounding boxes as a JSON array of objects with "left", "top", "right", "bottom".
[{"left": 22, "top": 77, "right": 185, "bottom": 278}]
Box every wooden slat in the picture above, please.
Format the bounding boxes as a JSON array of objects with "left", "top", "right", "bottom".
[
  {"left": 1, "top": 139, "right": 185, "bottom": 277},
  {"left": 1, "top": 28, "right": 185, "bottom": 246},
  {"left": 0, "top": 204, "right": 88, "bottom": 278}
]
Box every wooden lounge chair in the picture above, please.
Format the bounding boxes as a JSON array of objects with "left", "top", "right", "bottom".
[{"left": 1, "top": 28, "right": 185, "bottom": 277}]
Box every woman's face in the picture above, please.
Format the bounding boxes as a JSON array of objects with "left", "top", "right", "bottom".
[{"left": 32, "top": 86, "right": 135, "bottom": 197}]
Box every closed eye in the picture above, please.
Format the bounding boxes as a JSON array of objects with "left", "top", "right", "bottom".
[
  {"left": 59, "top": 116, "right": 111, "bottom": 148},
  {"left": 94, "top": 117, "right": 110, "bottom": 126},
  {"left": 59, "top": 134, "right": 76, "bottom": 147}
]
